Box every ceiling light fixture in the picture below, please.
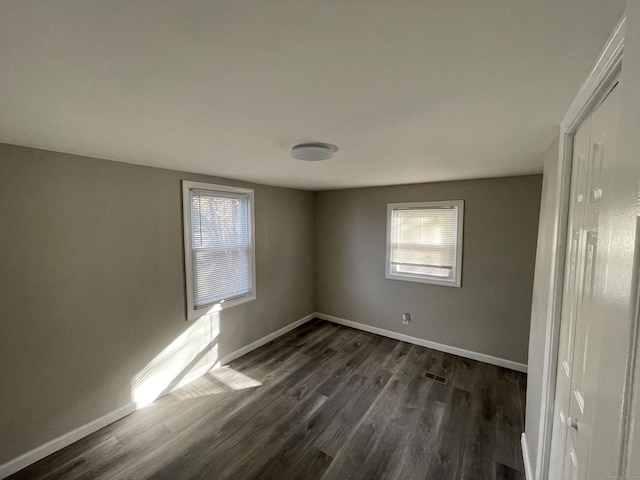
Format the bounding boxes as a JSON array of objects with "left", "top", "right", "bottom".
[{"left": 290, "top": 143, "right": 338, "bottom": 161}]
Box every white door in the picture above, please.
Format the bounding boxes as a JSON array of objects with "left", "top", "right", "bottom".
[{"left": 549, "top": 81, "right": 620, "bottom": 479}]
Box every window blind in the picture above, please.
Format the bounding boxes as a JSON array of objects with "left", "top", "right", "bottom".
[
  {"left": 390, "top": 206, "right": 458, "bottom": 278},
  {"left": 190, "top": 189, "right": 252, "bottom": 308}
]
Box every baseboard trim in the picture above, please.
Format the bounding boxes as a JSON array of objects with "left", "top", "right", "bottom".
[
  {"left": 521, "top": 433, "right": 534, "bottom": 480},
  {"left": 315, "top": 312, "right": 528, "bottom": 373},
  {"left": 219, "top": 313, "right": 316, "bottom": 365},
  {"left": 0, "top": 402, "right": 136, "bottom": 479},
  {"left": 0, "top": 312, "right": 316, "bottom": 480}
]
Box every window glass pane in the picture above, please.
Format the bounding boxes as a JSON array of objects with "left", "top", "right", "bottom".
[
  {"left": 189, "top": 188, "right": 252, "bottom": 308},
  {"left": 193, "top": 249, "right": 251, "bottom": 305},
  {"left": 386, "top": 201, "right": 462, "bottom": 286},
  {"left": 392, "top": 263, "right": 452, "bottom": 278},
  {"left": 190, "top": 191, "right": 250, "bottom": 250},
  {"left": 391, "top": 206, "right": 457, "bottom": 269}
]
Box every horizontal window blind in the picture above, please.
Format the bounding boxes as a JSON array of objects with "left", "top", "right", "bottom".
[
  {"left": 190, "top": 189, "right": 252, "bottom": 307},
  {"left": 390, "top": 206, "right": 457, "bottom": 278}
]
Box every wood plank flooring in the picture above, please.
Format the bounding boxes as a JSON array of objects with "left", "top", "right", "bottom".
[{"left": 8, "top": 319, "right": 527, "bottom": 480}]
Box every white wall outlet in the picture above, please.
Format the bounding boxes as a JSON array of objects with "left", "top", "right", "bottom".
[{"left": 402, "top": 313, "right": 411, "bottom": 325}]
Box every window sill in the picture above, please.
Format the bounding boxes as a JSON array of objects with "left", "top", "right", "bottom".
[
  {"left": 385, "top": 272, "right": 461, "bottom": 288},
  {"left": 187, "top": 292, "right": 257, "bottom": 321}
]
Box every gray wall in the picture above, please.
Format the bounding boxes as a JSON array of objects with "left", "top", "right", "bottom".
[
  {"left": 523, "top": 138, "right": 559, "bottom": 474},
  {"left": 315, "top": 175, "right": 542, "bottom": 364},
  {"left": 0, "top": 144, "right": 315, "bottom": 464}
]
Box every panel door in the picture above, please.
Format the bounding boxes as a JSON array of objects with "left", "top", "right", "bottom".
[{"left": 550, "top": 82, "right": 620, "bottom": 479}]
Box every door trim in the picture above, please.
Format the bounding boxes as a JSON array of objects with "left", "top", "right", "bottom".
[{"left": 534, "top": 15, "right": 625, "bottom": 480}]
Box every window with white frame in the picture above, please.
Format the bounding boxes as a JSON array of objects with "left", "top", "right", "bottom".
[
  {"left": 386, "top": 200, "right": 464, "bottom": 287},
  {"left": 182, "top": 181, "right": 256, "bottom": 319}
]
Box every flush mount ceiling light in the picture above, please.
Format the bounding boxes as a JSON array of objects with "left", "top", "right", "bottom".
[{"left": 290, "top": 143, "right": 338, "bottom": 161}]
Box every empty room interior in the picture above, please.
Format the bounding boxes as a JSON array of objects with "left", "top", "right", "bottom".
[{"left": 2, "top": 1, "right": 640, "bottom": 479}]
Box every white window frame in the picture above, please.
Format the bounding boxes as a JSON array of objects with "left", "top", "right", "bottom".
[
  {"left": 182, "top": 180, "right": 256, "bottom": 320},
  {"left": 385, "top": 200, "right": 464, "bottom": 288}
]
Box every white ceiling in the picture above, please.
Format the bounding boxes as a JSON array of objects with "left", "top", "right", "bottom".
[{"left": 0, "top": 1, "right": 626, "bottom": 190}]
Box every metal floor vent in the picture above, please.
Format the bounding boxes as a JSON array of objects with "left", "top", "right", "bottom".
[{"left": 424, "top": 372, "right": 448, "bottom": 385}]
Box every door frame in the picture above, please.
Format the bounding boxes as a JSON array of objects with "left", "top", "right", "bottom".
[{"left": 533, "top": 16, "right": 625, "bottom": 480}]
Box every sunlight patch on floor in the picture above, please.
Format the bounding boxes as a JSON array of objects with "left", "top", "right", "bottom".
[
  {"left": 168, "top": 367, "right": 262, "bottom": 401},
  {"left": 209, "top": 366, "right": 262, "bottom": 390}
]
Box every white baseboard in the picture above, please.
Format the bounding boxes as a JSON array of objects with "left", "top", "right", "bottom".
[
  {"left": 0, "top": 402, "right": 136, "bottom": 479},
  {"left": 0, "top": 312, "right": 316, "bottom": 479},
  {"left": 315, "top": 312, "right": 528, "bottom": 373},
  {"left": 219, "top": 313, "right": 316, "bottom": 365},
  {"left": 521, "top": 432, "right": 534, "bottom": 480}
]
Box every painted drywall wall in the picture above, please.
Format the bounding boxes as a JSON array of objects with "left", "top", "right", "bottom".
[
  {"left": 522, "top": 138, "right": 559, "bottom": 477},
  {"left": 314, "top": 175, "right": 542, "bottom": 365},
  {"left": 0, "top": 144, "right": 315, "bottom": 464}
]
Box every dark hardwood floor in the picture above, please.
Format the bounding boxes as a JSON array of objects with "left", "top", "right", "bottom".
[{"left": 8, "top": 319, "right": 527, "bottom": 480}]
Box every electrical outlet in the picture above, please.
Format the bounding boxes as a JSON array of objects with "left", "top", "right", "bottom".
[{"left": 402, "top": 313, "right": 411, "bottom": 325}]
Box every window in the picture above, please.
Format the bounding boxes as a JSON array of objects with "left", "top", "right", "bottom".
[
  {"left": 182, "top": 181, "right": 256, "bottom": 319},
  {"left": 386, "top": 200, "right": 464, "bottom": 287}
]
